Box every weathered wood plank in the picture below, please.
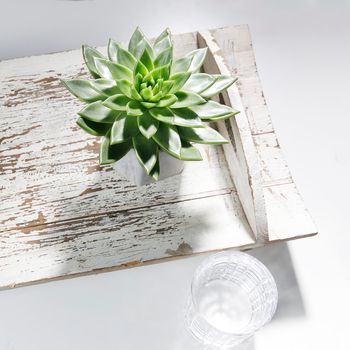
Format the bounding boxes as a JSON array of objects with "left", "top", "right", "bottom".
[
  {"left": 1, "top": 30, "right": 253, "bottom": 289},
  {"left": 0, "top": 33, "right": 232, "bottom": 232},
  {"left": 0, "top": 192, "right": 254, "bottom": 289},
  {"left": 0, "top": 25, "right": 316, "bottom": 290},
  {"left": 199, "top": 25, "right": 316, "bottom": 241},
  {"left": 0, "top": 143, "right": 234, "bottom": 231},
  {"left": 198, "top": 29, "right": 268, "bottom": 240},
  {"left": 264, "top": 183, "right": 317, "bottom": 241}
]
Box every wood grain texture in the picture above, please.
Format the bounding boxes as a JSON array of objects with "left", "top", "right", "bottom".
[
  {"left": 198, "top": 29, "right": 267, "bottom": 240},
  {"left": 0, "top": 25, "right": 316, "bottom": 290},
  {"left": 198, "top": 25, "right": 317, "bottom": 242}
]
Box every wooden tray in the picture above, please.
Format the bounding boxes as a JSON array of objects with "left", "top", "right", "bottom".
[{"left": 0, "top": 25, "right": 317, "bottom": 290}]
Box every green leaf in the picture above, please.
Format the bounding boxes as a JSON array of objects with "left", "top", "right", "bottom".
[
  {"left": 100, "top": 131, "right": 131, "bottom": 165},
  {"left": 190, "top": 100, "right": 239, "bottom": 120},
  {"left": 94, "top": 58, "right": 133, "bottom": 81},
  {"left": 154, "top": 46, "right": 173, "bottom": 67},
  {"left": 103, "top": 94, "right": 131, "bottom": 111},
  {"left": 171, "top": 108, "right": 204, "bottom": 128},
  {"left": 171, "top": 56, "right": 193, "bottom": 74},
  {"left": 111, "top": 114, "right": 139, "bottom": 144},
  {"left": 76, "top": 117, "right": 112, "bottom": 136},
  {"left": 143, "top": 64, "right": 170, "bottom": 82},
  {"left": 78, "top": 101, "right": 120, "bottom": 123},
  {"left": 182, "top": 73, "right": 216, "bottom": 94},
  {"left": 153, "top": 28, "right": 172, "bottom": 55},
  {"left": 152, "top": 79, "right": 162, "bottom": 95},
  {"left": 180, "top": 140, "right": 203, "bottom": 161},
  {"left": 154, "top": 28, "right": 170, "bottom": 44},
  {"left": 140, "top": 87, "right": 153, "bottom": 101},
  {"left": 150, "top": 107, "right": 203, "bottom": 127},
  {"left": 185, "top": 48, "right": 207, "bottom": 73},
  {"left": 134, "top": 73, "right": 143, "bottom": 90},
  {"left": 149, "top": 91, "right": 162, "bottom": 102},
  {"left": 156, "top": 94, "right": 178, "bottom": 107},
  {"left": 149, "top": 108, "right": 174, "bottom": 124},
  {"left": 108, "top": 39, "right": 137, "bottom": 71},
  {"left": 152, "top": 123, "right": 181, "bottom": 157},
  {"left": 82, "top": 45, "right": 105, "bottom": 78},
  {"left": 132, "top": 134, "right": 158, "bottom": 174},
  {"left": 139, "top": 48, "right": 154, "bottom": 71},
  {"left": 115, "top": 43, "right": 137, "bottom": 71},
  {"left": 117, "top": 80, "right": 133, "bottom": 98},
  {"left": 108, "top": 38, "right": 119, "bottom": 62},
  {"left": 126, "top": 100, "right": 143, "bottom": 116},
  {"left": 141, "top": 101, "right": 156, "bottom": 109},
  {"left": 61, "top": 79, "right": 106, "bottom": 102},
  {"left": 137, "top": 112, "right": 159, "bottom": 139},
  {"left": 128, "top": 27, "right": 145, "bottom": 57},
  {"left": 91, "top": 79, "right": 121, "bottom": 96},
  {"left": 168, "top": 72, "right": 191, "bottom": 93},
  {"left": 127, "top": 27, "right": 154, "bottom": 60},
  {"left": 134, "top": 60, "right": 149, "bottom": 78},
  {"left": 149, "top": 155, "right": 160, "bottom": 180},
  {"left": 117, "top": 79, "right": 142, "bottom": 100},
  {"left": 171, "top": 91, "right": 206, "bottom": 108},
  {"left": 134, "top": 38, "right": 154, "bottom": 60},
  {"left": 200, "top": 76, "right": 237, "bottom": 99},
  {"left": 178, "top": 125, "right": 229, "bottom": 144},
  {"left": 161, "top": 80, "right": 174, "bottom": 95}
]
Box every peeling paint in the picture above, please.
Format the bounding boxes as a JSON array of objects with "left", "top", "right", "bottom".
[{"left": 166, "top": 242, "right": 193, "bottom": 256}]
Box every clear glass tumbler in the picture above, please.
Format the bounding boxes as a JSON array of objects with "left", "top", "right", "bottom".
[{"left": 185, "top": 251, "right": 278, "bottom": 348}]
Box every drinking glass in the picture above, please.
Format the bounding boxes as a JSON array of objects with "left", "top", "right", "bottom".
[{"left": 185, "top": 251, "right": 278, "bottom": 348}]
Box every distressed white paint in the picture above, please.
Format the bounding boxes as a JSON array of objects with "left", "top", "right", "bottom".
[
  {"left": 198, "top": 29, "right": 267, "bottom": 240},
  {"left": 0, "top": 25, "right": 316, "bottom": 290},
  {"left": 198, "top": 25, "right": 317, "bottom": 242}
]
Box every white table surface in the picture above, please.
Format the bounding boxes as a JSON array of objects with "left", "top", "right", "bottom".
[{"left": 1, "top": 1, "right": 350, "bottom": 349}]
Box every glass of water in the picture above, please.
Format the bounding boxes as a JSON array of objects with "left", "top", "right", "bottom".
[{"left": 186, "top": 251, "right": 278, "bottom": 348}]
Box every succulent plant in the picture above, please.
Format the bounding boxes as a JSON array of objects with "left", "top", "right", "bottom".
[{"left": 62, "top": 27, "right": 239, "bottom": 180}]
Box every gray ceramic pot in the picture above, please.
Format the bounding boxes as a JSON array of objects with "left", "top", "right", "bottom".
[{"left": 113, "top": 150, "right": 184, "bottom": 186}]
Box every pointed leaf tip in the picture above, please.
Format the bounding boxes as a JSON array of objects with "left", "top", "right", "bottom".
[
  {"left": 153, "top": 28, "right": 172, "bottom": 55},
  {"left": 200, "top": 75, "right": 237, "bottom": 99},
  {"left": 182, "top": 73, "right": 216, "bottom": 94},
  {"left": 78, "top": 101, "right": 120, "bottom": 123},
  {"left": 94, "top": 57, "right": 133, "bottom": 81},
  {"left": 180, "top": 141, "right": 203, "bottom": 161},
  {"left": 103, "top": 94, "right": 131, "bottom": 111},
  {"left": 178, "top": 125, "right": 229, "bottom": 144},
  {"left": 133, "top": 134, "right": 158, "bottom": 174},
  {"left": 61, "top": 79, "right": 107, "bottom": 102},
  {"left": 111, "top": 114, "right": 139, "bottom": 144},
  {"left": 82, "top": 45, "right": 105, "bottom": 78},
  {"left": 137, "top": 113, "right": 159, "bottom": 139},
  {"left": 76, "top": 117, "right": 112, "bottom": 136},
  {"left": 185, "top": 47, "right": 208, "bottom": 73},
  {"left": 126, "top": 100, "right": 143, "bottom": 116},
  {"left": 152, "top": 123, "right": 181, "bottom": 158},
  {"left": 190, "top": 100, "right": 239, "bottom": 120},
  {"left": 108, "top": 38, "right": 118, "bottom": 62},
  {"left": 171, "top": 91, "right": 205, "bottom": 109},
  {"left": 100, "top": 132, "right": 132, "bottom": 165}
]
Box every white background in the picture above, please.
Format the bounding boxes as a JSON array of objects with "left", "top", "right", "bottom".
[{"left": 1, "top": 1, "right": 350, "bottom": 349}]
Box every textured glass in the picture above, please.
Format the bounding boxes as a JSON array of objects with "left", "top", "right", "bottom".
[{"left": 186, "top": 251, "right": 278, "bottom": 348}]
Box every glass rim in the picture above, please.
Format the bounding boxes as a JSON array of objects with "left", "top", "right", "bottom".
[{"left": 190, "top": 250, "right": 278, "bottom": 337}]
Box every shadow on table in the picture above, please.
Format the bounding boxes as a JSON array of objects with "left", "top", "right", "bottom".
[
  {"left": 248, "top": 242, "right": 306, "bottom": 319},
  {"left": 174, "top": 326, "right": 255, "bottom": 350}
]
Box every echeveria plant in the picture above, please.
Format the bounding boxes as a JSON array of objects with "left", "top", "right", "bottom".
[{"left": 62, "top": 28, "right": 238, "bottom": 180}]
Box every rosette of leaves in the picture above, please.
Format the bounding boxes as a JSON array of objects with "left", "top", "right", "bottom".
[{"left": 62, "top": 27, "right": 239, "bottom": 180}]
